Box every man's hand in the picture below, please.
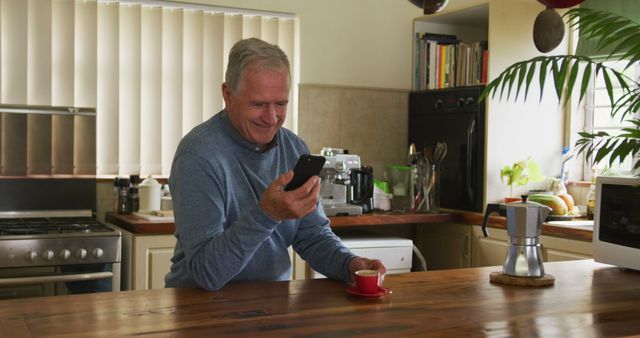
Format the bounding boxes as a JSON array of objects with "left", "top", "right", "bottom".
[
  {"left": 348, "top": 257, "right": 387, "bottom": 283},
  {"left": 259, "top": 170, "right": 321, "bottom": 221}
]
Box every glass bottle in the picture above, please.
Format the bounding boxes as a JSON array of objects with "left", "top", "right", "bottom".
[
  {"left": 129, "top": 187, "right": 139, "bottom": 213},
  {"left": 586, "top": 184, "right": 596, "bottom": 220},
  {"left": 116, "top": 177, "right": 131, "bottom": 214}
]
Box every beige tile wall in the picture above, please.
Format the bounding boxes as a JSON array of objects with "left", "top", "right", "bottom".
[{"left": 298, "top": 84, "right": 409, "bottom": 179}]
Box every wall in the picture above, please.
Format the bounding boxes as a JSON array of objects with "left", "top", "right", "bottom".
[
  {"left": 298, "top": 84, "right": 409, "bottom": 177},
  {"left": 193, "top": 0, "right": 421, "bottom": 90},
  {"left": 485, "top": 0, "right": 570, "bottom": 203}
]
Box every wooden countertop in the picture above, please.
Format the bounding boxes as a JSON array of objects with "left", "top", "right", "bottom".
[
  {"left": 1, "top": 260, "right": 638, "bottom": 337},
  {"left": 106, "top": 211, "right": 459, "bottom": 234},
  {"left": 106, "top": 210, "right": 592, "bottom": 242}
]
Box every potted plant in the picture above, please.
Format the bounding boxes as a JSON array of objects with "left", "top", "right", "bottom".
[
  {"left": 481, "top": 7, "right": 640, "bottom": 174},
  {"left": 500, "top": 158, "right": 546, "bottom": 202}
]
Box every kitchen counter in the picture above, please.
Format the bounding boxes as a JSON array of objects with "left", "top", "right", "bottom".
[
  {"left": 1, "top": 260, "right": 638, "bottom": 337},
  {"left": 106, "top": 211, "right": 458, "bottom": 233},
  {"left": 106, "top": 210, "right": 592, "bottom": 242}
]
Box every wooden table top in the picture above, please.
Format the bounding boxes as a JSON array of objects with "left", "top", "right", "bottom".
[{"left": 1, "top": 260, "right": 638, "bottom": 337}]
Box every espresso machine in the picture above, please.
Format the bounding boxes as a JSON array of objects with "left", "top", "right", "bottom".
[
  {"left": 481, "top": 196, "right": 552, "bottom": 277},
  {"left": 318, "top": 148, "right": 373, "bottom": 216}
]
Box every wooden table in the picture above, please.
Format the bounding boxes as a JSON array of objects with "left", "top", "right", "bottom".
[{"left": 1, "top": 260, "right": 638, "bottom": 337}]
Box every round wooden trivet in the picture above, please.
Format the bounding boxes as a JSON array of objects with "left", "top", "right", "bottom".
[{"left": 489, "top": 271, "right": 555, "bottom": 287}]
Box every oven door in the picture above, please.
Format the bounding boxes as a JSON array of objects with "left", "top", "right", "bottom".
[{"left": 0, "top": 263, "right": 120, "bottom": 300}]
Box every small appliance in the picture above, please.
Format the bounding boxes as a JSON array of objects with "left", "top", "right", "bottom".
[
  {"left": 318, "top": 148, "right": 371, "bottom": 216},
  {"left": 309, "top": 236, "right": 413, "bottom": 278},
  {"left": 409, "top": 85, "right": 485, "bottom": 212},
  {"left": 593, "top": 175, "right": 640, "bottom": 271},
  {"left": 481, "top": 196, "right": 551, "bottom": 277},
  {"left": 349, "top": 166, "right": 374, "bottom": 213}
]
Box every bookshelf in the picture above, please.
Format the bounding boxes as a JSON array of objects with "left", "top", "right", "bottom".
[
  {"left": 409, "top": 0, "right": 572, "bottom": 209},
  {"left": 412, "top": 3, "right": 489, "bottom": 91}
]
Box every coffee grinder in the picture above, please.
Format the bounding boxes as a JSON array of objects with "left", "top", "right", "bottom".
[{"left": 481, "top": 196, "right": 553, "bottom": 285}]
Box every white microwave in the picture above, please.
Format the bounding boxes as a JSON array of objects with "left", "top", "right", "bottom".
[{"left": 593, "top": 175, "right": 640, "bottom": 270}]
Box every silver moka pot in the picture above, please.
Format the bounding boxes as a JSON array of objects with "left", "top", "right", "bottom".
[{"left": 481, "top": 196, "right": 552, "bottom": 277}]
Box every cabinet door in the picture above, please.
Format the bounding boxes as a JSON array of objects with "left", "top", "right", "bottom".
[
  {"left": 290, "top": 247, "right": 308, "bottom": 280},
  {"left": 418, "top": 223, "right": 471, "bottom": 270},
  {"left": 540, "top": 235, "right": 592, "bottom": 262},
  {"left": 545, "top": 249, "right": 591, "bottom": 262},
  {"left": 133, "top": 235, "right": 177, "bottom": 290},
  {"left": 471, "top": 225, "right": 509, "bottom": 268}
]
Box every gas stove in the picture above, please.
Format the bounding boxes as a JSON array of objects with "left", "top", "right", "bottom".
[
  {"left": 0, "top": 210, "right": 121, "bottom": 268},
  {"left": 0, "top": 217, "right": 114, "bottom": 236},
  {"left": 0, "top": 178, "right": 121, "bottom": 298}
]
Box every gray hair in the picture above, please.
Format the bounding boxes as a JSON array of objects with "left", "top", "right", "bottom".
[{"left": 225, "top": 38, "right": 290, "bottom": 94}]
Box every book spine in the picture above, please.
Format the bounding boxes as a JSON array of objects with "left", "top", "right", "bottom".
[
  {"left": 481, "top": 49, "right": 488, "bottom": 84},
  {"left": 414, "top": 32, "right": 420, "bottom": 90},
  {"left": 413, "top": 32, "right": 488, "bottom": 89}
]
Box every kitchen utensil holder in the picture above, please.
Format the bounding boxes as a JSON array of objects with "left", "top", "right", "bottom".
[{"left": 420, "top": 165, "right": 440, "bottom": 213}]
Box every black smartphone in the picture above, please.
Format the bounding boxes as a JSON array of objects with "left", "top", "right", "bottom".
[{"left": 284, "top": 155, "right": 326, "bottom": 191}]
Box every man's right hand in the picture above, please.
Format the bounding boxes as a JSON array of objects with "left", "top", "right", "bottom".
[{"left": 259, "top": 170, "right": 321, "bottom": 221}]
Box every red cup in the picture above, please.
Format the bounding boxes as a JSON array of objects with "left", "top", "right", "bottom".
[{"left": 355, "top": 270, "right": 380, "bottom": 294}]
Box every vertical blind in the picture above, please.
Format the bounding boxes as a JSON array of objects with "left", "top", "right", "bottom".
[{"left": 0, "top": 0, "right": 297, "bottom": 176}]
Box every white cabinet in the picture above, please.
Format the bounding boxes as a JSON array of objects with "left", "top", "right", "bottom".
[
  {"left": 470, "top": 225, "right": 592, "bottom": 268},
  {"left": 471, "top": 225, "right": 509, "bottom": 267},
  {"left": 540, "top": 234, "right": 592, "bottom": 262},
  {"left": 118, "top": 228, "right": 176, "bottom": 290}
]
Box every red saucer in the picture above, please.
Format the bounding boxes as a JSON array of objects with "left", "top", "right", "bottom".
[{"left": 346, "top": 286, "right": 391, "bottom": 298}]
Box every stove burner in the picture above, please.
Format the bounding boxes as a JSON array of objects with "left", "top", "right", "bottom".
[{"left": 0, "top": 217, "right": 113, "bottom": 236}]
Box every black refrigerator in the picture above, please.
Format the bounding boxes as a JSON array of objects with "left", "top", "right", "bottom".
[{"left": 409, "top": 85, "right": 485, "bottom": 212}]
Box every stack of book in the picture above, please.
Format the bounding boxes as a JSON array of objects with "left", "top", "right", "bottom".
[{"left": 414, "top": 32, "right": 488, "bottom": 91}]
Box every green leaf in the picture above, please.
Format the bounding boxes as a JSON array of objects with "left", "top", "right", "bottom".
[
  {"left": 524, "top": 62, "right": 536, "bottom": 102},
  {"left": 579, "top": 63, "right": 592, "bottom": 103},
  {"left": 499, "top": 68, "right": 513, "bottom": 100},
  {"left": 505, "top": 67, "right": 518, "bottom": 100},
  {"left": 553, "top": 58, "right": 569, "bottom": 101},
  {"left": 601, "top": 69, "right": 615, "bottom": 108},
  {"left": 539, "top": 59, "right": 550, "bottom": 102},
  {"left": 622, "top": 43, "right": 640, "bottom": 69},
  {"left": 598, "top": 25, "right": 636, "bottom": 52},
  {"left": 595, "top": 63, "right": 603, "bottom": 77},
  {"left": 515, "top": 64, "right": 527, "bottom": 101},
  {"left": 607, "top": 32, "right": 640, "bottom": 59},
  {"left": 610, "top": 68, "right": 630, "bottom": 92},
  {"left": 526, "top": 159, "right": 545, "bottom": 183},
  {"left": 564, "top": 61, "right": 579, "bottom": 106}
]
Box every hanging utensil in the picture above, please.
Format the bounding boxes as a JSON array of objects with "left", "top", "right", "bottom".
[{"left": 423, "top": 146, "right": 433, "bottom": 165}]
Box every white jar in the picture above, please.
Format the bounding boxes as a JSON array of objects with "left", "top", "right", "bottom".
[{"left": 138, "top": 175, "right": 161, "bottom": 213}]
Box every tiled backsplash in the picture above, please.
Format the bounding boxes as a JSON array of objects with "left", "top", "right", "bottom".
[{"left": 298, "top": 84, "right": 410, "bottom": 179}]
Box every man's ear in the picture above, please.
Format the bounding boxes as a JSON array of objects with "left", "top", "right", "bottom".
[{"left": 221, "top": 83, "right": 233, "bottom": 107}]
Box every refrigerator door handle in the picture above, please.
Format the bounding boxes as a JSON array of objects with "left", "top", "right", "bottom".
[{"left": 466, "top": 117, "right": 476, "bottom": 203}]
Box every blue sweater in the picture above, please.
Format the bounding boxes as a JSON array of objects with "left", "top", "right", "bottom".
[{"left": 165, "top": 110, "right": 356, "bottom": 290}]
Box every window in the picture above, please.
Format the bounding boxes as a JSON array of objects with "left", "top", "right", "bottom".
[
  {"left": 0, "top": 0, "right": 298, "bottom": 177},
  {"left": 582, "top": 60, "right": 640, "bottom": 178}
]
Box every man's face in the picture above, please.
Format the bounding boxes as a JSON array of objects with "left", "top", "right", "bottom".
[{"left": 222, "top": 64, "right": 290, "bottom": 150}]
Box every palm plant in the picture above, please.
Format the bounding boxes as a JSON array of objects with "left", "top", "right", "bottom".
[{"left": 480, "top": 7, "right": 640, "bottom": 174}]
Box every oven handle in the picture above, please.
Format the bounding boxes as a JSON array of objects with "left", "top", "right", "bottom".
[{"left": 0, "top": 271, "right": 113, "bottom": 286}]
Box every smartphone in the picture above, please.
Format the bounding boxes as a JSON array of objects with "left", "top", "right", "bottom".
[{"left": 284, "top": 155, "right": 326, "bottom": 191}]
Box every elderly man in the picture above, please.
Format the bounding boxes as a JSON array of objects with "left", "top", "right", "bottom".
[{"left": 165, "top": 38, "right": 385, "bottom": 291}]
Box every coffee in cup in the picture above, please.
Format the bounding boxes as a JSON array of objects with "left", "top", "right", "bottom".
[{"left": 355, "top": 269, "right": 380, "bottom": 294}]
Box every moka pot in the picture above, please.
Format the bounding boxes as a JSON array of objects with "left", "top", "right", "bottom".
[{"left": 481, "top": 196, "right": 552, "bottom": 277}]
